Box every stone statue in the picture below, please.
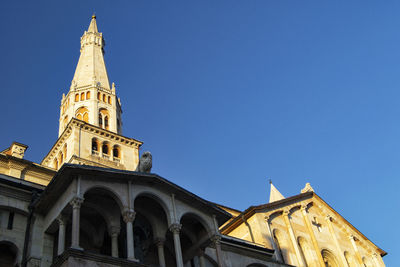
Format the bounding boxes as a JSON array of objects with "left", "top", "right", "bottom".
[
  {"left": 301, "top": 182, "right": 314, "bottom": 193},
  {"left": 136, "top": 151, "right": 152, "bottom": 173}
]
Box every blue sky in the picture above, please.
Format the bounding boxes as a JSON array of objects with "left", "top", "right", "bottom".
[{"left": 0, "top": 1, "right": 398, "bottom": 264}]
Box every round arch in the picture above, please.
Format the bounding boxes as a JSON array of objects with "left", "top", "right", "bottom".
[
  {"left": 133, "top": 191, "right": 172, "bottom": 226},
  {"left": 0, "top": 240, "right": 19, "bottom": 267},
  {"left": 82, "top": 185, "right": 125, "bottom": 213},
  {"left": 179, "top": 211, "right": 213, "bottom": 235},
  {"left": 321, "top": 249, "right": 340, "bottom": 267}
]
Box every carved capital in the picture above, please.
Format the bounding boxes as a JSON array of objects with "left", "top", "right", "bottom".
[
  {"left": 210, "top": 234, "right": 222, "bottom": 245},
  {"left": 109, "top": 226, "right": 121, "bottom": 237},
  {"left": 282, "top": 209, "right": 290, "bottom": 217},
  {"left": 57, "top": 215, "right": 68, "bottom": 226},
  {"left": 169, "top": 223, "right": 182, "bottom": 234},
  {"left": 300, "top": 203, "right": 308, "bottom": 212},
  {"left": 70, "top": 197, "right": 84, "bottom": 209},
  {"left": 325, "top": 214, "right": 332, "bottom": 222},
  {"left": 264, "top": 215, "right": 270, "bottom": 222},
  {"left": 349, "top": 234, "right": 357, "bottom": 241},
  {"left": 123, "top": 210, "right": 136, "bottom": 223},
  {"left": 154, "top": 238, "right": 166, "bottom": 247}
]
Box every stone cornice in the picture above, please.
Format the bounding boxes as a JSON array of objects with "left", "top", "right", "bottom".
[{"left": 42, "top": 118, "right": 142, "bottom": 165}]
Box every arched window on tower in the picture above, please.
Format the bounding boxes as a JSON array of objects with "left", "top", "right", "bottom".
[
  {"left": 92, "top": 138, "right": 99, "bottom": 155},
  {"left": 63, "top": 144, "right": 67, "bottom": 161},
  {"left": 108, "top": 96, "right": 111, "bottom": 104},
  {"left": 75, "top": 107, "right": 89, "bottom": 123},
  {"left": 75, "top": 94, "right": 79, "bottom": 102},
  {"left": 102, "top": 142, "right": 109, "bottom": 157},
  {"left": 80, "top": 92, "right": 85, "bottom": 101},
  {"left": 104, "top": 116, "right": 109, "bottom": 130},
  {"left": 97, "top": 92, "right": 101, "bottom": 100},
  {"left": 99, "top": 108, "right": 110, "bottom": 130},
  {"left": 113, "top": 145, "right": 120, "bottom": 161},
  {"left": 86, "top": 91, "right": 91, "bottom": 100},
  {"left": 103, "top": 94, "right": 106, "bottom": 102}
]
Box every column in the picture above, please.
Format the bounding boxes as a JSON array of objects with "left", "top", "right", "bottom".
[
  {"left": 69, "top": 196, "right": 84, "bottom": 249},
  {"left": 372, "top": 253, "right": 384, "bottom": 267},
  {"left": 109, "top": 226, "right": 120, "bottom": 258},
  {"left": 57, "top": 215, "right": 67, "bottom": 255},
  {"left": 264, "top": 215, "right": 283, "bottom": 263},
  {"left": 155, "top": 238, "right": 166, "bottom": 267},
  {"left": 324, "top": 215, "right": 349, "bottom": 267},
  {"left": 282, "top": 210, "right": 306, "bottom": 267},
  {"left": 349, "top": 235, "right": 363, "bottom": 266},
  {"left": 198, "top": 249, "right": 206, "bottom": 267},
  {"left": 123, "top": 210, "right": 136, "bottom": 261},
  {"left": 169, "top": 223, "right": 184, "bottom": 267},
  {"left": 211, "top": 235, "right": 223, "bottom": 267},
  {"left": 299, "top": 205, "right": 325, "bottom": 267}
]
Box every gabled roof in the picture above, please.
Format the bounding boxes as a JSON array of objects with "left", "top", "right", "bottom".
[
  {"left": 35, "top": 164, "right": 231, "bottom": 225},
  {"left": 220, "top": 191, "right": 387, "bottom": 257}
]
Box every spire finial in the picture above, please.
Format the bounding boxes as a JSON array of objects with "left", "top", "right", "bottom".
[
  {"left": 92, "top": 13, "right": 96, "bottom": 19},
  {"left": 269, "top": 178, "right": 272, "bottom": 184}
]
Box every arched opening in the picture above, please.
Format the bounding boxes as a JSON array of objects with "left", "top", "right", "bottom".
[
  {"left": 103, "top": 94, "right": 106, "bottom": 102},
  {"left": 68, "top": 187, "right": 124, "bottom": 258},
  {"left": 133, "top": 194, "right": 171, "bottom": 266},
  {"left": 344, "top": 251, "right": 357, "bottom": 267},
  {"left": 104, "top": 116, "right": 109, "bottom": 130},
  {"left": 63, "top": 144, "right": 67, "bottom": 162},
  {"left": 97, "top": 92, "right": 101, "bottom": 100},
  {"left": 86, "top": 91, "right": 91, "bottom": 100},
  {"left": 59, "top": 152, "right": 64, "bottom": 165},
  {"left": 298, "top": 236, "right": 316, "bottom": 267},
  {"left": 92, "top": 138, "right": 99, "bottom": 155},
  {"left": 273, "top": 229, "right": 288, "bottom": 264},
  {"left": 113, "top": 145, "right": 120, "bottom": 159},
  {"left": 54, "top": 158, "right": 58, "bottom": 169},
  {"left": 62, "top": 115, "right": 68, "bottom": 130},
  {"left": 108, "top": 96, "right": 111, "bottom": 104},
  {"left": 99, "top": 109, "right": 110, "bottom": 130},
  {"left": 0, "top": 241, "right": 18, "bottom": 267},
  {"left": 75, "top": 94, "right": 79, "bottom": 102},
  {"left": 179, "top": 213, "right": 210, "bottom": 265},
  {"left": 321, "top": 249, "right": 340, "bottom": 267},
  {"left": 80, "top": 92, "right": 85, "bottom": 101},
  {"left": 102, "top": 142, "right": 110, "bottom": 156},
  {"left": 75, "top": 107, "right": 89, "bottom": 123},
  {"left": 362, "top": 256, "right": 373, "bottom": 267}
]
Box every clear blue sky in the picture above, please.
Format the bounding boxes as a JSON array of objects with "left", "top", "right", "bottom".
[{"left": 0, "top": 1, "right": 398, "bottom": 264}]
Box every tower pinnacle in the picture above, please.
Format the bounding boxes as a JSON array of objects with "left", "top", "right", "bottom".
[{"left": 269, "top": 182, "right": 285, "bottom": 203}]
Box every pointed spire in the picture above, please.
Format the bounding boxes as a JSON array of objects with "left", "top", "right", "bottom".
[
  {"left": 70, "top": 15, "right": 110, "bottom": 90},
  {"left": 88, "top": 14, "right": 98, "bottom": 33},
  {"left": 269, "top": 180, "right": 285, "bottom": 203}
]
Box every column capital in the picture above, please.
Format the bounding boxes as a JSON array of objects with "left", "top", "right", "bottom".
[
  {"left": 282, "top": 209, "right": 290, "bottom": 217},
  {"left": 70, "top": 196, "right": 84, "bottom": 209},
  {"left": 300, "top": 203, "right": 308, "bottom": 211},
  {"left": 154, "top": 238, "right": 166, "bottom": 247},
  {"left": 349, "top": 234, "right": 357, "bottom": 241},
  {"left": 210, "top": 234, "right": 222, "bottom": 245},
  {"left": 264, "top": 215, "right": 270, "bottom": 222},
  {"left": 325, "top": 214, "right": 333, "bottom": 222},
  {"left": 109, "top": 226, "right": 121, "bottom": 237},
  {"left": 169, "top": 223, "right": 182, "bottom": 234},
  {"left": 57, "top": 214, "right": 68, "bottom": 226},
  {"left": 123, "top": 210, "right": 136, "bottom": 223}
]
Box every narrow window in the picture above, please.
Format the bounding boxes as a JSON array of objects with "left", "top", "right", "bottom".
[
  {"left": 92, "top": 139, "right": 98, "bottom": 152},
  {"left": 103, "top": 94, "right": 106, "bottom": 102},
  {"left": 86, "top": 91, "right": 91, "bottom": 100},
  {"left": 104, "top": 116, "right": 109, "bottom": 130},
  {"left": 80, "top": 92, "right": 85, "bottom": 101},
  {"left": 113, "top": 146, "right": 120, "bottom": 158},
  {"left": 75, "top": 94, "right": 79, "bottom": 102},
  {"left": 99, "top": 114, "right": 103, "bottom": 127},
  {"left": 7, "top": 212, "right": 14, "bottom": 230},
  {"left": 108, "top": 96, "right": 111, "bottom": 104},
  {"left": 97, "top": 92, "right": 101, "bottom": 100},
  {"left": 102, "top": 143, "right": 109, "bottom": 154}
]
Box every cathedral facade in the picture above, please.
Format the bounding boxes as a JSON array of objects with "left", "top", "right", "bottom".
[{"left": 0, "top": 16, "right": 386, "bottom": 267}]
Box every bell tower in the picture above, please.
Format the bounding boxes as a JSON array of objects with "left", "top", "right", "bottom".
[
  {"left": 58, "top": 15, "right": 122, "bottom": 136},
  {"left": 42, "top": 16, "right": 142, "bottom": 171}
]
